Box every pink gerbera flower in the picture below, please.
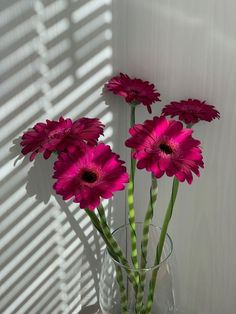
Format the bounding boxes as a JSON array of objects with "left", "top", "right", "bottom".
[
  {"left": 125, "top": 116, "right": 204, "bottom": 184},
  {"left": 105, "top": 73, "right": 161, "bottom": 113},
  {"left": 162, "top": 99, "right": 220, "bottom": 125},
  {"left": 47, "top": 117, "right": 104, "bottom": 152},
  {"left": 21, "top": 117, "right": 104, "bottom": 161},
  {"left": 53, "top": 144, "right": 129, "bottom": 210}
]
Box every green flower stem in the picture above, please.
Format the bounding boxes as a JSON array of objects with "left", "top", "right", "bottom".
[
  {"left": 86, "top": 210, "right": 129, "bottom": 313},
  {"left": 85, "top": 209, "right": 117, "bottom": 260},
  {"left": 141, "top": 174, "right": 158, "bottom": 267},
  {"left": 128, "top": 104, "right": 139, "bottom": 272},
  {"left": 135, "top": 175, "right": 158, "bottom": 313},
  {"left": 115, "top": 265, "right": 129, "bottom": 314},
  {"left": 96, "top": 204, "right": 139, "bottom": 293},
  {"left": 145, "top": 177, "right": 179, "bottom": 314}
]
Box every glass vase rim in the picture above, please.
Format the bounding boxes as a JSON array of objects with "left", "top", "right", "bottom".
[{"left": 106, "top": 222, "right": 173, "bottom": 272}]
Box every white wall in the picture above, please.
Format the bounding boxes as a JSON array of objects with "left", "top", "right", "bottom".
[
  {"left": 112, "top": 1, "right": 236, "bottom": 313},
  {"left": 1, "top": 0, "right": 236, "bottom": 313}
]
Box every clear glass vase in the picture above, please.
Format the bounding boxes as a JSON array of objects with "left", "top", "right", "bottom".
[{"left": 99, "top": 223, "right": 175, "bottom": 314}]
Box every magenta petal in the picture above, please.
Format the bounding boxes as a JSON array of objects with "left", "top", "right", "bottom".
[
  {"left": 53, "top": 144, "right": 129, "bottom": 210},
  {"left": 162, "top": 98, "right": 220, "bottom": 125},
  {"left": 126, "top": 116, "right": 204, "bottom": 183},
  {"left": 105, "top": 73, "right": 161, "bottom": 112}
]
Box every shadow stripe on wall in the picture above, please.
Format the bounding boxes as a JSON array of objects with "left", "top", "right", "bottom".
[{"left": 0, "top": 0, "right": 113, "bottom": 313}]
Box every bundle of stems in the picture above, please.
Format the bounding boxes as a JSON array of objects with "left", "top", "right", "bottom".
[{"left": 85, "top": 105, "right": 179, "bottom": 314}]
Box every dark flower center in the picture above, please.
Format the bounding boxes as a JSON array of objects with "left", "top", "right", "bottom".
[
  {"left": 81, "top": 171, "right": 98, "bottom": 183},
  {"left": 159, "top": 143, "right": 173, "bottom": 155},
  {"left": 130, "top": 89, "right": 139, "bottom": 94}
]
